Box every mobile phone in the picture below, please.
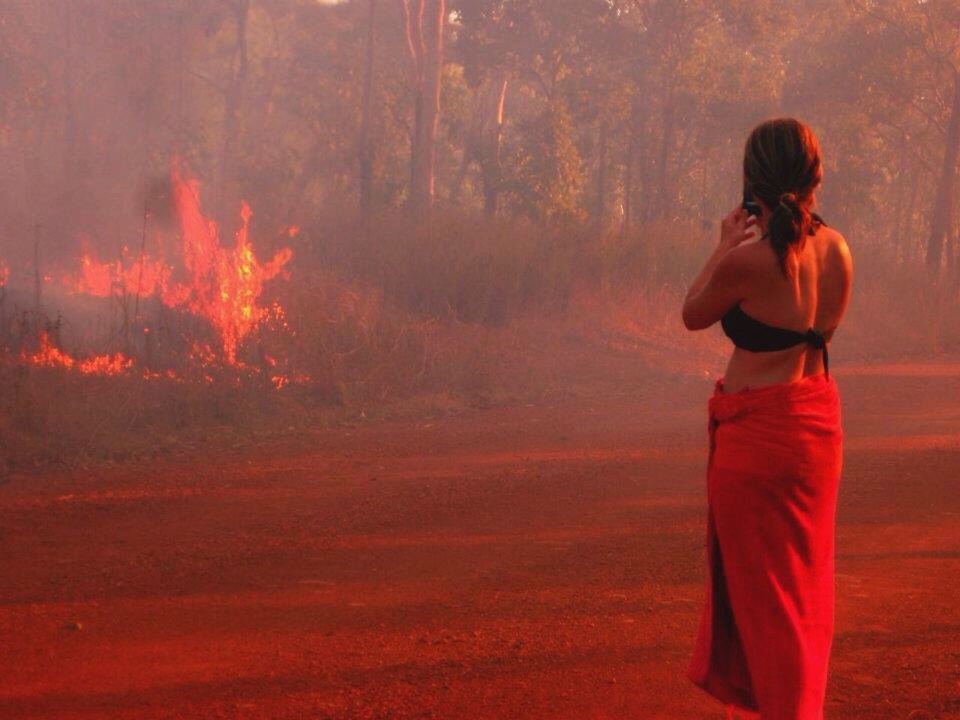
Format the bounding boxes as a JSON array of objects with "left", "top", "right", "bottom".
[{"left": 742, "top": 186, "right": 762, "bottom": 217}]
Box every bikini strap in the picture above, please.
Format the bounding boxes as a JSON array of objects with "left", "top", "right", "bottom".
[
  {"left": 808, "top": 212, "right": 827, "bottom": 235},
  {"left": 804, "top": 328, "right": 829, "bottom": 377}
]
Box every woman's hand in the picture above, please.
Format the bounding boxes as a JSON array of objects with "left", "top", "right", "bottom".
[
  {"left": 719, "top": 205, "right": 758, "bottom": 250},
  {"left": 682, "top": 206, "right": 757, "bottom": 330}
]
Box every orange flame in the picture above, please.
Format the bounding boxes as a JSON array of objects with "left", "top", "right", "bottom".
[
  {"left": 22, "top": 331, "right": 134, "bottom": 375},
  {"left": 0, "top": 258, "right": 8, "bottom": 287},
  {"left": 63, "top": 159, "right": 293, "bottom": 366},
  {"left": 68, "top": 238, "right": 171, "bottom": 298},
  {"left": 169, "top": 163, "right": 293, "bottom": 363}
]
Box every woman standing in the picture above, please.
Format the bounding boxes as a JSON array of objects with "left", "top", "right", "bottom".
[{"left": 682, "top": 118, "right": 853, "bottom": 718}]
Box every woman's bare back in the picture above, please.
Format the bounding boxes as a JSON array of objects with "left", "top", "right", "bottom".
[{"left": 721, "top": 225, "right": 853, "bottom": 392}]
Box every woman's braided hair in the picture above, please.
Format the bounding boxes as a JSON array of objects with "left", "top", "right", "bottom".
[{"left": 743, "top": 118, "right": 823, "bottom": 274}]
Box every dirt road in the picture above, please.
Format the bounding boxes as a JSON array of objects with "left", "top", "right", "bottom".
[{"left": 1, "top": 366, "right": 958, "bottom": 719}]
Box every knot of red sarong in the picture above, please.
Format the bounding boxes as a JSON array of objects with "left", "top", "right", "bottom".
[{"left": 708, "top": 372, "right": 835, "bottom": 425}]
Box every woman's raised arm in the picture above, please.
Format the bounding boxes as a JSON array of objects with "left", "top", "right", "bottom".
[{"left": 682, "top": 206, "right": 757, "bottom": 330}]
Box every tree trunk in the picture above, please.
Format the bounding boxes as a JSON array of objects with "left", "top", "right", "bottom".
[
  {"left": 359, "top": 0, "right": 378, "bottom": 221},
  {"left": 926, "top": 72, "right": 960, "bottom": 274},
  {"left": 906, "top": 164, "right": 921, "bottom": 263},
  {"left": 654, "top": 97, "right": 674, "bottom": 221},
  {"left": 480, "top": 75, "right": 507, "bottom": 217},
  {"left": 401, "top": 0, "right": 420, "bottom": 199},
  {"left": 450, "top": 77, "right": 486, "bottom": 206},
  {"left": 953, "top": 231, "right": 960, "bottom": 294},
  {"left": 62, "top": 0, "right": 78, "bottom": 224},
  {"left": 594, "top": 120, "right": 608, "bottom": 232},
  {"left": 219, "top": 0, "right": 250, "bottom": 232},
  {"left": 449, "top": 74, "right": 506, "bottom": 214},
  {"left": 948, "top": 226, "right": 956, "bottom": 283},
  {"left": 892, "top": 166, "right": 906, "bottom": 262},
  {"left": 621, "top": 98, "right": 640, "bottom": 239},
  {"left": 449, "top": 142, "right": 474, "bottom": 206},
  {"left": 402, "top": 0, "right": 445, "bottom": 216}
]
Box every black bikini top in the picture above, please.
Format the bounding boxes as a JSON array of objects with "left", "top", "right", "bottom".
[
  {"left": 720, "top": 304, "right": 830, "bottom": 375},
  {"left": 720, "top": 213, "right": 831, "bottom": 375}
]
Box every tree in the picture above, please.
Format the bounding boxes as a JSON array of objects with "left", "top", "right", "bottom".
[
  {"left": 218, "top": 0, "right": 251, "bottom": 232},
  {"left": 359, "top": 0, "right": 378, "bottom": 220},
  {"left": 509, "top": 98, "right": 584, "bottom": 223},
  {"left": 401, "top": 0, "right": 447, "bottom": 214}
]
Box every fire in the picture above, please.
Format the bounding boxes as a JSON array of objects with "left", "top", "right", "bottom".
[
  {"left": 169, "top": 162, "right": 293, "bottom": 363},
  {"left": 69, "top": 238, "right": 171, "bottom": 299},
  {"left": 0, "top": 258, "right": 8, "bottom": 287},
  {"left": 63, "top": 158, "right": 294, "bottom": 365},
  {"left": 27, "top": 158, "right": 305, "bottom": 386},
  {"left": 22, "top": 331, "right": 134, "bottom": 376}
]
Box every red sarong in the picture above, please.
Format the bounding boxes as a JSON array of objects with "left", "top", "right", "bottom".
[{"left": 688, "top": 372, "right": 843, "bottom": 719}]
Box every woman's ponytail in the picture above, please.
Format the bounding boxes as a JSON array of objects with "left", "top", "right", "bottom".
[{"left": 766, "top": 192, "right": 811, "bottom": 273}]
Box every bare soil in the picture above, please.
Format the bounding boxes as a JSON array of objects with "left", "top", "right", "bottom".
[{"left": 1, "top": 365, "right": 958, "bottom": 719}]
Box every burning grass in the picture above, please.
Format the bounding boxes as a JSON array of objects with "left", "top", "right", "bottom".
[
  {"left": 63, "top": 158, "right": 294, "bottom": 368},
  {"left": 0, "top": 288, "right": 554, "bottom": 471},
  {"left": 21, "top": 331, "right": 134, "bottom": 375}
]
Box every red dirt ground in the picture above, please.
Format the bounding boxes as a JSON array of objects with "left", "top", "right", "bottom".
[{"left": 1, "top": 365, "right": 958, "bottom": 719}]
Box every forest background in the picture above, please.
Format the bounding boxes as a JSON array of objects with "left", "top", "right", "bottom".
[{"left": 1, "top": 0, "right": 959, "bottom": 465}]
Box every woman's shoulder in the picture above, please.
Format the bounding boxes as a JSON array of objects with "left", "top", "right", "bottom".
[
  {"left": 728, "top": 237, "right": 777, "bottom": 269},
  {"left": 729, "top": 237, "right": 792, "bottom": 283},
  {"left": 817, "top": 225, "right": 853, "bottom": 275},
  {"left": 819, "top": 223, "right": 850, "bottom": 250}
]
